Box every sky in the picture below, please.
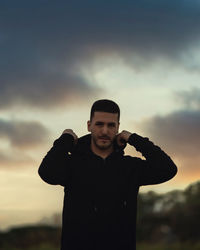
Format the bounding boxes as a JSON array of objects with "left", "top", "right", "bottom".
[{"left": 1, "top": 0, "right": 200, "bottom": 230}]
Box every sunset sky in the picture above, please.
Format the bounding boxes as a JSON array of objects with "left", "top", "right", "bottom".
[{"left": 1, "top": 0, "right": 200, "bottom": 231}]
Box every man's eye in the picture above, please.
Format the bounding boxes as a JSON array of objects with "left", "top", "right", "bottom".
[{"left": 109, "top": 124, "right": 115, "bottom": 127}]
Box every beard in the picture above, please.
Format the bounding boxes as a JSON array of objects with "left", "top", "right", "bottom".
[{"left": 92, "top": 135, "right": 114, "bottom": 150}]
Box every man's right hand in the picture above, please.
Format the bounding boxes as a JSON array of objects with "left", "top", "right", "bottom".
[{"left": 62, "top": 129, "right": 78, "bottom": 144}]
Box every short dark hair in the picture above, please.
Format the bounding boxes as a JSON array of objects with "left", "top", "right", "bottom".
[{"left": 90, "top": 99, "right": 120, "bottom": 121}]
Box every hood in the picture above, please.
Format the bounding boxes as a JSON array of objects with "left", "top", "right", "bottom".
[{"left": 72, "top": 133, "right": 125, "bottom": 156}]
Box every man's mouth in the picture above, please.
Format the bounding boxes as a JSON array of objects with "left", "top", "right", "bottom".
[{"left": 99, "top": 137, "right": 110, "bottom": 141}]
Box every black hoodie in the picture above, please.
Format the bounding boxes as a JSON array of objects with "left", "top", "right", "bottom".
[{"left": 38, "top": 133, "right": 177, "bottom": 250}]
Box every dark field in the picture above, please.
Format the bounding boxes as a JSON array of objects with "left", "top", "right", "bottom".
[
  {"left": 1, "top": 181, "right": 200, "bottom": 250},
  {"left": 1, "top": 225, "right": 200, "bottom": 250}
]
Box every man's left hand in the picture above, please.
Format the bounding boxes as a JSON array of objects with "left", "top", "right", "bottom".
[{"left": 116, "top": 130, "right": 132, "bottom": 147}]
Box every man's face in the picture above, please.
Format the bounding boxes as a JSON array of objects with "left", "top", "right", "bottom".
[{"left": 87, "top": 111, "right": 119, "bottom": 150}]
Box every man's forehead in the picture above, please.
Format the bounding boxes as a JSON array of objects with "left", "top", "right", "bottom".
[{"left": 93, "top": 111, "right": 118, "bottom": 122}]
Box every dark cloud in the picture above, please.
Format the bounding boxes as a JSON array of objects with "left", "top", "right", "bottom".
[
  {"left": 1, "top": 0, "right": 200, "bottom": 109},
  {"left": 134, "top": 110, "right": 200, "bottom": 160},
  {"left": 0, "top": 119, "right": 50, "bottom": 149}
]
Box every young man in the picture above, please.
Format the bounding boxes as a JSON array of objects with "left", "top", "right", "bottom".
[{"left": 38, "top": 99, "right": 177, "bottom": 250}]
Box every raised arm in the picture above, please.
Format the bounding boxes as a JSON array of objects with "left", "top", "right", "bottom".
[
  {"left": 117, "top": 131, "right": 177, "bottom": 186},
  {"left": 128, "top": 133, "right": 178, "bottom": 186},
  {"left": 38, "top": 130, "right": 77, "bottom": 186}
]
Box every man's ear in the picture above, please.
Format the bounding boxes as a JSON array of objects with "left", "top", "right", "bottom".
[{"left": 87, "top": 120, "right": 91, "bottom": 132}]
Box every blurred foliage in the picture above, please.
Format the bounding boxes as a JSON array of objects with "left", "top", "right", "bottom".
[
  {"left": 137, "top": 180, "right": 200, "bottom": 246},
  {"left": 1, "top": 181, "right": 200, "bottom": 249},
  {"left": 137, "top": 242, "right": 200, "bottom": 250},
  {"left": 0, "top": 226, "right": 61, "bottom": 250}
]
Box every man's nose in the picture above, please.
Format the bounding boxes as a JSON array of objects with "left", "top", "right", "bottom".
[{"left": 102, "top": 125, "right": 108, "bottom": 134}]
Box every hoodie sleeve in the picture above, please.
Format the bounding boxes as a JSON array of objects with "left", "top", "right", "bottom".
[
  {"left": 38, "top": 133, "right": 75, "bottom": 186},
  {"left": 128, "top": 133, "right": 178, "bottom": 186}
]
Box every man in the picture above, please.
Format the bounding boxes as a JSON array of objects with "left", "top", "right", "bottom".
[{"left": 38, "top": 99, "right": 177, "bottom": 250}]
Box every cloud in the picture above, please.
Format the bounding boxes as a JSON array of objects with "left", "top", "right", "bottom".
[
  {"left": 0, "top": 150, "right": 35, "bottom": 168},
  {"left": 1, "top": 0, "right": 200, "bottom": 109},
  {"left": 0, "top": 119, "right": 50, "bottom": 149},
  {"left": 174, "top": 87, "right": 200, "bottom": 110},
  {"left": 134, "top": 110, "right": 200, "bottom": 160}
]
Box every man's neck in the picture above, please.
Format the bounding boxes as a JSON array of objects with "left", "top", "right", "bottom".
[{"left": 90, "top": 140, "right": 114, "bottom": 159}]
